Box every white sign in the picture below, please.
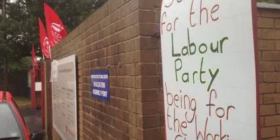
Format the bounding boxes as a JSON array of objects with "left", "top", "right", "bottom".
[
  {"left": 35, "top": 82, "right": 42, "bottom": 92},
  {"left": 160, "top": 0, "right": 258, "bottom": 140},
  {"left": 52, "top": 55, "right": 77, "bottom": 140},
  {"left": 50, "top": 60, "right": 58, "bottom": 82}
]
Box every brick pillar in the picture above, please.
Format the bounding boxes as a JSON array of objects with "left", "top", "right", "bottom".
[
  {"left": 258, "top": 8, "right": 280, "bottom": 139},
  {"left": 135, "top": 0, "right": 165, "bottom": 139},
  {"left": 44, "top": 60, "right": 53, "bottom": 140}
]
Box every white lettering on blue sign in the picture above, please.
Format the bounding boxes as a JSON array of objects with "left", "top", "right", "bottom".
[
  {"left": 92, "top": 89, "right": 107, "bottom": 97},
  {"left": 92, "top": 89, "right": 100, "bottom": 96},
  {"left": 93, "top": 82, "right": 105, "bottom": 88},
  {"left": 91, "top": 70, "right": 110, "bottom": 101},
  {"left": 91, "top": 75, "right": 108, "bottom": 79}
]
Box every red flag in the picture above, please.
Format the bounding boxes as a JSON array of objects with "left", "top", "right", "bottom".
[
  {"left": 32, "top": 46, "right": 38, "bottom": 69},
  {"left": 39, "top": 17, "right": 51, "bottom": 59},
  {"left": 44, "top": 3, "right": 67, "bottom": 47}
]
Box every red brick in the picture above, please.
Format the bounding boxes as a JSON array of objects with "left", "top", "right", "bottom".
[
  {"left": 117, "top": 64, "right": 136, "bottom": 76},
  {"left": 137, "top": 102, "right": 161, "bottom": 115},
  {"left": 275, "top": 63, "right": 280, "bottom": 71},
  {"left": 264, "top": 72, "right": 278, "bottom": 82},
  {"left": 139, "top": 23, "right": 158, "bottom": 36},
  {"left": 260, "top": 94, "right": 263, "bottom": 105},
  {"left": 114, "top": 88, "right": 128, "bottom": 99},
  {"left": 139, "top": 36, "right": 160, "bottom": 50},
  {"left": 142, "top": 128, "right": 164, "bottom": 140},
  {"left": 259, "top": 73, "right": 263, "bottom": 83},
  {"left": 258, "top": 9, "right": 263, "bottom": 17},
  {"left": 141, "top": 76, "right": 161, "bottom": 89},
  {"left": 277, "top": 104, "right": 280, "bottom": 114},
  {"left": 137, "top": 115, "right": 161, "bottom": 128},
  {"left": 157, "top": 64, "right": 162, "bottom": 75},
  {"left": 122, "top": 76, "right": 135, "bottom": 88},
  {"left": 276, "top": 84, "right": 280, "bottom": 92},
  {"left": 264, "top": 94, "right": 280, "bottom": 104},
  {"left": 260, "top": 105, "right": 276, "bottom": 116},
  {"left": 261, "top": 29, "right": 280, "bottom": 40},
  {"left": 143, "top": 115, "right": 161, "bottom": 128},
  {"left": 136, "top": 63, "right": 158, "bottom": 76},
  {"left": 135, "top": 89, "right": 160, "bottom": 102},
  {"left": 258, "top": 17, "right": 274, "bottom": 28},
  {"left": 128, "top": 125, "right": 136, "bottom": 138},
  {"left": 262, "top": 10, "right": 280, "bottom": 18},
  {"left": 275, "top": 41, "right": 280, "bottom": 51},
  {"left": 136, "top": 128, "right": 144, "bottom": 140},
  {"left": 258, "top": 51, "right": 262, "bottom": 60},
  {"left": 139, "top": 50, "right": 160, "bottom": 62},
  {"left": 259, "top": 62, "right": 274, "bottom": 72},
  {"left": 260, "top": 83, "right": 275, "bottom": 94},
  {"left": 275, "top": 19, "right": 280, "bottom": 29},
  {"left": 128, "top": 100, "right": 137, "bottom": 113},
  {"left": 128, "top": 89, "right": 136, "bottom": 101},
  {"left": 263, "top": 51, "right": 280, "bottom": 60},
  {"left": 139, "top": 0, "right": 161, "bottom": 9},
  {"left": 265, "top": 115, "right": 280, "bottom": 126},
  {"left": 258, "top": 40, "right": 274, "bottom": 50},
  {"left": 261, "top": 117, "right": 265, "bottom": 127},
  {"left": 139, "top": 10, "right": 157, "bottom": 23},
  {"left": 266, "top": 136, "right": 280, "bottom": 140},
  {"left": 277, "top": 126, "right": 280, "bottom": 136},
  {"left": 50, "top": 0, "right": 166, "bottom": 139},
  {"left": 258, "top": 29, "right": 262, "bottom": 39},
  {"left": 129, "top": 114, "right": 137, "bottom": 126},
  {"left": 135, "top": 76, "right": 161, "bottom": 89},
  {"left": 261, "top": 127, "right": 276, "bottom": 138}
]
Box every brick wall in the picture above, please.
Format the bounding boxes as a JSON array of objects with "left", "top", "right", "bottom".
[
  {"left": 258, "top": 7, "right": 280, "bottom": 140},
  {"left": 258, "top": 0, "right": 280, "bottom": 4},
  {"left": 48, "top": 0, "right": 280, "bottom": 140},
  {"left": 50, "top": 0, "right": 164, "bottom": 140}
]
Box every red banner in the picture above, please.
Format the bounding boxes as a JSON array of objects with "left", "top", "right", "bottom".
[
  {"left": 39, "top": 17, "right": 51, "bottom": 59},
  {"left": 44, "top": 3, "right": 67, "bottom": 47},
  {"left": 32, "top": 46, "right": 38, "bottom": 69}
]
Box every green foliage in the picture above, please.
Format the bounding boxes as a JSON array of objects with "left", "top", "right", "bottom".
[
  {"left": 0, "top": 56, "right": 33, "bottom": 72},
  {"left": 9, "top": 56, "right": 33, "bottom": 72},
  {"left": 0, "top": 0, "right": 108, "bottom": 72},
  {"left": 25, "top": 0, "right": 109, "bottom": 34},
  {"left": 0, "top": 0, "right": 31, "bottom": 57}
]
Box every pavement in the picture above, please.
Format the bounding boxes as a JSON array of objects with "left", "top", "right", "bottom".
[
  {"left": 14, "top": 96, "right": 44, "bottom": 139},
  {"left": 14, "top": 96, "right": 32, "bottom": 108},
  {"left": 13, "top": 96, "right": 42, "bottom": 132},
  {"left": 20, "top": 107, "right": 43, "bottom": 133}
]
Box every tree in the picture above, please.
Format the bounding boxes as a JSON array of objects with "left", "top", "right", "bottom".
[
  {"left": 0, "top": 0, "right": 36, "bottom": 71},
  {"left": 0, "top": 0, "right": 108, "bottom": 89},
  {"left": 0, "top": 0, "right": 32, "bottom": 89},
  {"left": 0, "top": 0, "right": 108, "bottom": 67},
  {"left": 25, "top": 0, "right": 108, "bottom": 33}
]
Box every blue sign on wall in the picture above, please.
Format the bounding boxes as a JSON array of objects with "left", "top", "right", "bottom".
[{"left": 90, "top": 70, "right": 110, "bottom": 101}]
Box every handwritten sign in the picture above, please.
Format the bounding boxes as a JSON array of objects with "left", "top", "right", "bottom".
[
  {"left": 91, "top": 70, "right": 110, "bottom": 101},
  {"left": 160, "top": 0, "right": 258, "bottom": 140},
  {"left": 52, "top": 55, "right": 77, "bottom": 140}
]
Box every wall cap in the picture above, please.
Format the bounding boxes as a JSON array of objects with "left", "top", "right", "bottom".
[{"left": 257, "top": 2, "right": 280, "bottom": 10}]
